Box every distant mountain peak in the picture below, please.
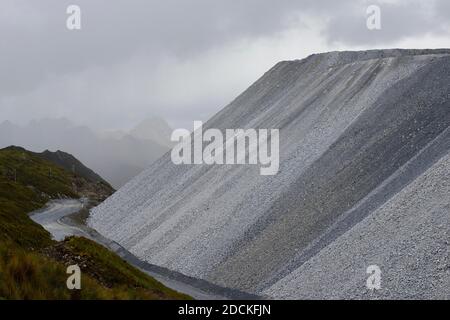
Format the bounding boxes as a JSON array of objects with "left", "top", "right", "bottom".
[
  {"left": 1, "top": 120, "right": 13, "bottom": 126},
  {"left": 130, "top": 116, "right": 173, "bottom": 147}
]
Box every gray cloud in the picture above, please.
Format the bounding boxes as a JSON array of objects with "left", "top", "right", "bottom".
[
  {"left": 0, "top": 0, "right": 304, "bottom": 95},
  {"left": 0, "top": 0, "right": 448, "bottom": 130},
  {"left": 325, "top": 0, "right": 449, "bottom": 45}
]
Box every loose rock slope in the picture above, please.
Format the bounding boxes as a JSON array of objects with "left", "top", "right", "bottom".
[{"left": 89, "top": 49, "right": 450, "bottom": 299}]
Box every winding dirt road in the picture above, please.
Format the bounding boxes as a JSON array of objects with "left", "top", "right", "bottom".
[{"left": 30, "top": 199, "right": 259, "bottom": 300}]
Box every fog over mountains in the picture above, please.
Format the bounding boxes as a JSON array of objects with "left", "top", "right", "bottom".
[
  {"left": 0, "top": 117, "right": 172, "bottom": 188},
  {"left": 89, "top": 49, "right": 450, "bottom": 299}
]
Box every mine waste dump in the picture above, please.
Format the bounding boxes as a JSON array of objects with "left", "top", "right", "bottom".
[{"left": 89, "top": 49, "right": 450, "bottom": 299}]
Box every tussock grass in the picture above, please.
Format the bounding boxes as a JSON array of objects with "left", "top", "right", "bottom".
[
  {"left": 0, "top": 240, "right": 190, "bottom": 300},
  {"left": 0, "top": 241, "right": 109, "bottom": 300},
  {"left": 63, "top": 237, "right": 191, "bottom": 299}
]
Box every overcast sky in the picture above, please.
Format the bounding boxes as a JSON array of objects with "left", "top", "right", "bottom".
[{"left": 0, "top": 0, "right": 449, "bottom": 130}]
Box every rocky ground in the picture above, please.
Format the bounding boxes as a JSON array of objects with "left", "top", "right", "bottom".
[{"left": 89, "top": 49, "right": 450, "bottom": 299}]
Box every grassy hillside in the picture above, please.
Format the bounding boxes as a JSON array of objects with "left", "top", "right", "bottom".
[
  {"left": 38, "top": 149, "right": 114, "bottom": 190},
  {"left": 0, "top": 146, "right": 190, "bottom": 300},
  {"left": 0, "top": 238, "right": 190, "bottom": 300},
  {"left": 0, "top": 240, "right": 119, "bottom": 300},
  {"left": 0, "top": 146, "right": 78, "bottom": 248},
  {"left": 40, "top": 237, "right": 190, "bottom": 299}
]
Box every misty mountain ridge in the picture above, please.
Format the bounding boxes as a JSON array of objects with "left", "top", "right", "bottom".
[
  {"left": 0, "top": 117, "right": 173, "bottom": 188},
  {"left": 38, "top": 149, "right": 112, "bottom": 187}
]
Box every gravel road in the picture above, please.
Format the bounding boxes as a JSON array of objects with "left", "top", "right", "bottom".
[{"left": 30, "top": 199, "right": 259, "bottom": 300}]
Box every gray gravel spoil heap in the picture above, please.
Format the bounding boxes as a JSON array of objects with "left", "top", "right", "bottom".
[{"left": 89, "top": 49, "right": 450, "bottom": 299}]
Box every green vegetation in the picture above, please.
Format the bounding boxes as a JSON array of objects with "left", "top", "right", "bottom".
[
  {"left": 0, "top": 239, "right": 190, "bottom": 300},
  {"left": 0, "top": 146, "right": 190, "bottom": 300},
  {"left": 38, "top": 149, "right": 112, "bottom": 187},
  {"left": 0, "top": 146, "right": 77, "bottom": 248},
  {"left": 0, "top": 240, "right": 114, "bottom": 300},
  {"left": 61, "top": 237, "right": 190, "bottom": 299}
]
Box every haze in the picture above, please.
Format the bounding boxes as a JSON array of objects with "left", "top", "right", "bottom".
[{"left": 1, "top": 0, "right": 449, "bottom": 131}]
